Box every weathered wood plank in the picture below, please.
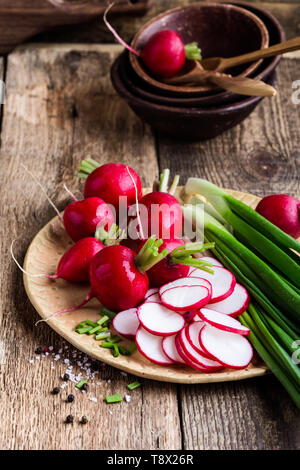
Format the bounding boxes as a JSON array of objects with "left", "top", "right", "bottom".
[
  {"left": 157, "top": 57, "right": 300, "bottom": 450},
  {"left": 31, "top": 1, "right": 300, "bottom": 43},
  {"left": 0, "top": 43, "right": 181, "bottom": 450}
]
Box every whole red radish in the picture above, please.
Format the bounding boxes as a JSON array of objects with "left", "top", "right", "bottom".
[
  {"left": 135, "top": 169, "right": 182, "bottom": 239},
  {"left": 89, "top": 237, "right": 169, "bottom": 311},
  {"left": 77, "top": 159, "right": 142, "bottom": 212},
  {"left": 138, "top": 238, "right": 215, "bottom": 287},
  {"left": 140, "top": 30, "right": 186, "bottom": 79},
  {"left": 256, "top": 194, "right": 300, "bottom": 239},
  {"left": 63, "top": 196, "right": 114, "bottom": 242}
]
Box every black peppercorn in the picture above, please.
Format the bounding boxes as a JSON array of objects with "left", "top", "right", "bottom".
[
  {"left": 81, "top": 383, "right": 89, "bottom": 392},
  {"left": 52, "top": 387, "right": 60, "bottom": 395},
  {"left": 35, "top": 346, "right": 43, "bottom": 355},
  {"left": 80, "top": 415, "right": 89, "bottom": 424},
  {"left": 62, "top": 373, "right": 70, "bottom": 381},
  {"left": 65, "top": 415, "right": 74, "bottom": 424},
  {"left": 67, "top": 394, "right": 75, "bottom": 403}
]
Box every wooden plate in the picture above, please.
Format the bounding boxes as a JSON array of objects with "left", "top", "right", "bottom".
[{"left": 23, "top": 188, "right": 268, "bottom": 384}]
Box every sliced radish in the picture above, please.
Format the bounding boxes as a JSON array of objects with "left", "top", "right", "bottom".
[
  {"left": 112, "top": 308, "right": 139, "bottom": 340},
  {"left": 144, "top": 292, "right": 161, "bottom": 303},
  {"left": 137, "top": 302, "right": 185, "bottom": 336},
  {"left": 136, "top": 326, "right": 174, "bottom": 365},
  {"left": 159, "top": 276, "right": 212, "bottom": 296},
  {"left": 184, "top": 310, "right": 198, "bottom": 322},
  {"left": 179, "top": 328, "right": 223, "bottom": 370},
  {"left": 161, "top": 285, "right": 211, "bottom": 312},
  {"left": 188, "top": 266, "right": 236, "bottom": 303},
  {"left": 144, "top": 287, "right": 159, "bottom": 300},
  {"left": 191, "top": 312, "right": 202, "bottom": 322},
  {"left": 199, "top": 324, "right": 253, "bottom": 369},
  {"left": 205, "top": 283, "right": 250, "bottom": 317},
  {"left": 162, "top": 334, "right": 185, "bottom": 364},
  {"left": 199, "top": 308, "right": 250, "bottom": 335},
  {"left": 174, "top": 334, "right": 209, "bottom": 372},
  {"left": 185, "top": 321, "right": 210, "bottom": 357}
]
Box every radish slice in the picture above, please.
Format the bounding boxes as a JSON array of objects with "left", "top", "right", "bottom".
[
  {"left": 184, "top": 310, "right": 198, "bottom": 322},
  {"left": 112, "top": 308, "right": 139, "bottom": 340},
  {"left": 179, "top": 328, "right": 223, "bottom": 370},
  {"left": 199, "top": 324, "right": 253, "bottom": 369},
  {"left": 185, "top": 321, "right": 210, "bottom": 357},
  {"left": 144, "top": 287, "right": 159, "bottom": 300},
  {"left": 161, "top": 285, "right": 211, "bottom": 312},
  {"left": 144, "top": 292, "right": 161, "bottom": 303},
  {"left": 136, "top": 326, "right": 174, "bottom": 365},
  {"left": 187, "top": 266, "right": 236, "bottom": 303},
  {"left": 159, "top": 276, "right": 212, "bottom": 296},
  {"left": 174, "top": 334, "right": 210, "bottom": 372},
  {"left": 205, "top": 283, "right": 250, "bottom": 317},
  {"left": 137, "top": 302, "right": 185, "bottom": 336},
  {"left": 199, "top": 308, "right": 250, "bottom": 335},
  {"left": 162, "top": 334, "right": 185, "bottom": 364},
  {"left": 199, "top": 257, "right": 223, "bottom": 267}
]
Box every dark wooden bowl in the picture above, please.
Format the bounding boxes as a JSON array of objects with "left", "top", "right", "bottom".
[
  {"left": 129, "top": 2, "right": 269, "bottom": 96},
  {"left": 111, "top": 54, "right": 277, "bottom": 141}
]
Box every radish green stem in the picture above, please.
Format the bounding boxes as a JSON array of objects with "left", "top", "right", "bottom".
[
  {"left": 185, "top": 42, "right": 202, "bottom": 61},
  {"left": 159, "top": 169, "right": 170, "bottom": 193},
  {"left": 168, "top": 175, "right": 180, "bottom": 196},
  {"left": 135, "top": 236, "right": 168, "bottom": 273},
  {"left": 76, "top": 158, "right": 101, "bottom": 179},
  {"left": 95, "top": 224, "right": 125, "bottom": 246}
]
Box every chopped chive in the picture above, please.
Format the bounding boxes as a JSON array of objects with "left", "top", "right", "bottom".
[
  {"left": 95, "top": 331, "right": 111, "bottom": 341},
  {"left": 75, "top": 326, "right": 93, "bottom": 334},
  {"left": 100, "top": 307, "right": 116, "bottom": 320},
  {"left": 97, "top": 315, "right": 110, "bottom": 326},
  {"left": 75, "top": 379, "right": 87, "bottom": 390},
  {"left": 112, "top": 344, "right": 120, "bottom": 357},
  {"left": 127, "top": 343, "right": 137, "bottom": 354},
  {"left": 87, "top": 324, "right": 106, "bottom": 335},
  {"left": 118, "top": 345, "right": 130, "bottom": 356},
  {"left": 100, "top": 342, "right": 114, "bottom": 349},
  {"left": 107, "top": 335, "right": 121, "bottom": 344},
  {"left": 127, "top": 381, "right": 141, "bottom": 391},
  {"left": 105, "top": 394, "right": 123, "bottom": 404}
]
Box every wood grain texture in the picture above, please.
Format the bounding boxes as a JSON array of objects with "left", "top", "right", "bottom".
[
  {"left": 0, "top": 43, "right": 181, "bottom": 450},
  {"left": 31, "top": 0, "right": 300, "bottom": 44}
]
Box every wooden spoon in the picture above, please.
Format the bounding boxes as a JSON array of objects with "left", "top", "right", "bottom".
[
  {"left": 201, "top": 36, "right": 300, "bottom": 72},
  {"left": 165, "top": 62, "right": 276, "bottom": 97}
]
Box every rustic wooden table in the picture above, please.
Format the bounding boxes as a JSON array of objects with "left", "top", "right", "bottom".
[{"left": 0, "top": 0, "right": 299, "bottom": 450}]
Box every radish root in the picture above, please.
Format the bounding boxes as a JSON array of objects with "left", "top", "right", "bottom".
[
  {"left": 126, "top": 165, "right": 145, "bottom": 240},
  {"left": 103, "top": 2, "right": 139, "bottom": 56},
  {"left": 10, "top": 239, "right": 57, "bottom": 279},
  {"left": 63, "top": 183, "right": 78, "bottom": 202}
]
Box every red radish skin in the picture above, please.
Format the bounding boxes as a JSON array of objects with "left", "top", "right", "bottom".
[
  {"left": 135, "top": 326, "right": 174, "bottom": 365},
  {"left": 89, "top": 245, "right": 149, "bottom": 311},
  {"left": 140, "top": 30, "right": 186, "bottom": 79},
  {"left": 256, "top": 194, "right": 300, "bottom": 239},
  {"left": 175, "top": 334, "right": 210, "bottom": 372},
  {"left": 205, "top": 283, "right": 250, "bottom": 317},
  {"left": 186, "top": 321, "right": 211, "bottom": 358},
  {"left": 63, "top": 197, "right": 114, "bottom": 242},
  {"left": 160, "top": 276, "right": 212, "bottom": 296},
  {"left": 140, "top": 238, "right": 189, "bottom": 287},
  {"left": 189, "top": 266, "right": 236, "bottom": 303},
  {"left": 84, "top": 163, "right": 142, "bottom": 212},
  {"left": 137, "top": 302, "right": 185, "bottom": 336},
  {"left": 199, "top": 324, "right": 253, "bottom": 370},
  {"left": 139, "top": 192, "right": 183, "bottom": 239},
  {"left": 179, "top": 327, "right": 223, "bottom": 371},
  {"left": 198, "top": 308, "right": 250, "bottom": 335},
  {"left": 162, "top": 334, "right": 186, "bottom": 364},
  {"left": 184, "top": 310, "right": 198, "bottom": 323},
  {"left": 160, "top": 285, "right": 211, "bottom": 313},
  {"left": 112, "top": 308, "right": 139, "bottom": 340}
]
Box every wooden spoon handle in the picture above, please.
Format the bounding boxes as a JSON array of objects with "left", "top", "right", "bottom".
[
  {"left": 209, "top": 74, "right": 276, "bottom": 97},
  {"left": 221, "top": 37, "right": 300, "bottom": 70}
]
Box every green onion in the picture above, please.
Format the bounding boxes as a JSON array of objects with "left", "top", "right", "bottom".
[
  {"left": 105, "top": 394, "right": 123, "bottom": 404},
  {"left": 107, "top": 335, "right": 121, "bottom": 344},
  {"left": 112, "top": 344, "right": 119, "bottom": 358},
  {"left": 75, "top": 379, "right": 87, "bottom": 390},
  {"left": 75, "top": 325, "right": 93, "bottom": 334},
  {"left": 95, "top": 331, "right": 111, "bottom": 341},
  {"left": 118, "top": 345, "right": 130, "bottom": 356},
  {"left": 100, "top": 342, "right": 114, "bottom": 349},
  {"left": 97, "top": 315, "right": 110, "bottom": 326},
  {"left": 127, "top": 343, "right": 137, "bottom": 354},
  {"left": 100, "top": 307, "right": 116, "bottom": 320},
  {"left": 127, "top": 381, "right": 141, "bottom": 391}
]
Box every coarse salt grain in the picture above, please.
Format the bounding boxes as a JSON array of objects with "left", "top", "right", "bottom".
[{"left": 125, "top": 395, "right": 131, "bottom": 403}]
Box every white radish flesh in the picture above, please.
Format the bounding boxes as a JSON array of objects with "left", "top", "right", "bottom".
[
  {"left": 137, "top": 302, "right": 185, "bottom": 336},
  {"left": 179, "top": 328, "right": 223, "bottom": 370},
  {"left": 199, "top": 324, "right": 253, "bottom": 369},
  {"left": 188, "top": 266, "right": 236, "bottom": 303},
  {"left": 175, "top": 334, "right": 210, "bottom": 372},
  {"left": 185, "top": 321, "right": 210, "bottom": 357},
  {"left": 112, "top": 308, "right": 139, "bottom": 340},
  {"left": 161, "top": 285, "right": 211, "bottom": 312},
  {"left": 162, "top": 334, "right": 185, "bottom": 364},
  {"left": 136, "top": 326, "right": 174, "bottom": 365},
  {"left": 199, "top": 308, "right": 250, "bottom": 335},
  {"left": 205, "top": 283, "right": 250, "bottom": 317},
  {"left": 159, "top": 276, "right": 212, "bottom": 296},
  {"left": 144, "top": 287, "right": 159, "bottom": 300},
  {"left": 144, "top": 292, "right": 161, "bottom": 303}
]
